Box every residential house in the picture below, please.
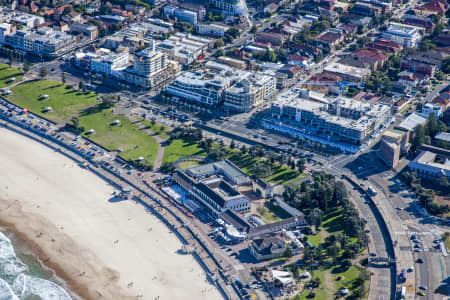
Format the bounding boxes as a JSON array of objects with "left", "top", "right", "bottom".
[
  {"left": 179, "top": 2, "right": 206, "bottom": 21},
  {"left": 382, "top": 22, "right": 423, "bottom": 48},
  {"left": 277, "top": 64, "right": 303, "bottom": 80},
  {"left": 433, "top": 34, "right": 450, "bottom": 47},
  {"left": 398, "top": 70, "right": 419, "bottom": 86},
  {"left": 416, "top": 0, "right": 447, "bottom": 16},
  {"left": 287, "top": 54, "right": 312, "bottom": 67},
  {"left": 349, "top": 2, "right": 382, "bottom": 17},
  {"left": 301, "top": 72, "right": 342, "bottom": 94},
  {"left": 255, "top": 32, "right": 285, "bottom": 47},
  {"left": 336, "top": 23, "right": 358, "bottom": 35},
  {"left": 422, "top": 103, "right": 443, "bottom": 118},
  {"left": 341, "top": 49, "right": 388, "bottom": 71},
  {"left": 400, "top": 51, "right": 447, "bottom": 77},
  {"left": 402, "top": 15, "right": 435, "bottom": 34},
  {"left": 316, "top": 28, "right": 345, "bottom": 51},
  {"left": 366, "top": 38, "right": 403, "bottom": 54}
]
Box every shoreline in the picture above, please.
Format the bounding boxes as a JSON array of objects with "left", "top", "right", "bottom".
[
  {"left": 0, "top": 222, "right": 87, "bottom": 300},
  {"left": 0, "top": 126, "right": 222, "bottom": 300}
]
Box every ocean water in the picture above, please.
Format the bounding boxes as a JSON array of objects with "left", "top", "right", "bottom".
[{"left": 0, "top": 231, "right": 73, "bottom": 300}]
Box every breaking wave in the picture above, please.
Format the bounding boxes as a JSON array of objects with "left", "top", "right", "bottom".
[{"left": 0, "top": 232, "right": 71, "bottom": 300}]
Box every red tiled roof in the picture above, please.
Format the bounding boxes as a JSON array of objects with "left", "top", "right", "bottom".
[
  {"left": 432, "top": 97, "right": 450, "bottom": 106},
  {"left": 317, "top": 31, "right": 342, "bottom": 42},
  {"left": 417, "top": 0, "right": 446, "bottom": 15},
  {"left": 352, "top": 49, "right": 388, "bottom": 61},
  {"left": 287, "top": 54, "right": 309, "bottom": 61},
  {"left": 309, "top": 72, "right": 341, "bottom": 82},
  {"left": 374, "top": 38, "right": 402, "bottom": 49}
]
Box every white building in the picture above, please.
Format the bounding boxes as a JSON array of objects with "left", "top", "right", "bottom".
[
  {"left": 166, "top": 61, "right": 277, "bottom": 109},
  {"left": 0, "top": 23, "right": 13, "bottom": 45},
  {"left": 382, "top": 22, "right": 423, "bottom": 48},
  {"left": 156, "top": 33, "right": 212, "bottom": 65},
  {"left": 90, "top": 49, "right": 130, "bottom": 78},
  {"left": 10, "top": 12, "right": 44, "bottom": 28},
  {"left": 196, "top": 23, "right": 230, "bottom": 37},
  {"left": 209, "top": 0, "right": 249, "bottom": 16},
  {"left": 123, "top": 43, "right": 168, "bottom": 88},
  {"left": 264, "top": 89, "right": 391, "bottom": 152},
  {"left": 422, "top": 103, "right": 442, "bottom": 118},
  {"left": 409, "top": 150, "right": 450, "bottom": 180},
  {"left": 164, "top": 5, "right": 198, "bottom": 24}
]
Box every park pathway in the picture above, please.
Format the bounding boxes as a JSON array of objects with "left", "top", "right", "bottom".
[{"left": 128, "top": 114, "right": 167, "bottom": 170}]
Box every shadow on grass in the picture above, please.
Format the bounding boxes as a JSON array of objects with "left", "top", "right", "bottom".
[{"left": 331, "top": 265, "right": 350, "bottom": 274}]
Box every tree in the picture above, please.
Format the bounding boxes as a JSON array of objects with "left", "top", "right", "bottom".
[
  {"left": 23, "top": 60, "right": 30, "bottom": 73},
  {"left": 215, "top": 38, "right": 224, "bottom": 48},
  {"left": 8, "top": 52, "right": 14, "bottom": 66},
  {"left": 79, "top": 80, "right": 84, "bottom": 91},
  {"left": 208, "top": 149, "right": 227, "bottom": 161},
  {"left": 252, "top": 162, "right": 273, "bottom": 178},
  {"left": 61, "top": 72, "right": 66, "bottom": 84},
  {"left": 160, "top": 162, "right": 176, "bottom": 173},
  {"left": 412, "top": 125, "right": 425, "bottom": 149},
  {"left": 230, "top": 140, "right": 235, "bottom": 149},
  {"left": 308, "top": 208, "right": 323, "bottom": 228},
  {"left": 327, "top": 245, "right": 338, "bottom": 263},
  {"left": 39, "top": 67, "right": 47, "bottom": 78},
  {"left": 250, "top": 25, "right": 257, "bottom": 34},
  {"left": 241, "top": 145, "right": 247, "bottom": 154},
  {"left": 284, "top": 247, "right": 293, "bottom": 259}
]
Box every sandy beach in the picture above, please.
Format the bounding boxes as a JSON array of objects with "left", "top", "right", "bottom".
[{"left": 0, "top": 127, "right": 222, "bottom": 300}]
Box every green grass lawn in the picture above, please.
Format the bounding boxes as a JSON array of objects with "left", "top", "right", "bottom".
[
  {"left": 163, "top": 138, "right": 206, "bottom": 164},
  {"left": 295, "top": 266, "right": 368, "bottom": 300},
  {"left": 227, "top": 151, "right": 305, "bottom": 184},
  {"left": 141, "top": 119, "right": 171, "bottom": 140},
  {"left": 307, "top": 231, "right": 324, "bottom": 248},
  {"left": 178, "top": 160, "right": 201, "bottom": 169},
  {"left": 79, "top": 106, "right": 158, "bottom": 167},
  {"left": 0, "top": 64, "right": 23, "bottom": 88},
  {"left": 8, "top": 80, "right": 96, "bottom": 123}
]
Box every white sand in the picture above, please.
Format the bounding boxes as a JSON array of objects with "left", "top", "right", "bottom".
[{"left": 0, "top": 128, "right": 222, "bottom": 300}]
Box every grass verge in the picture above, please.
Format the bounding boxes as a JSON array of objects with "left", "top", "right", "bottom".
[
  {"left": 79, "top": 106, "right": 158, "bottom": 167},
  {"left": 8, "top": 80, "right": 96, "bottom": 123}
]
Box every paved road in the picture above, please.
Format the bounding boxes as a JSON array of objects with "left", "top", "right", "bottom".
[{"left": 346, "top": 181, "right": 393, "bottom": 300}]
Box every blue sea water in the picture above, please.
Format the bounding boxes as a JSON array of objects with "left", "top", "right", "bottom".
[{"left": 0, "top": 231, "right": 73, "bottom": 300}]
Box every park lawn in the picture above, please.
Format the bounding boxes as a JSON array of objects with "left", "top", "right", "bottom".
[
  {"left": 179, "top": 160, "right": 201, "bottom": 169},
  {"left": 0, "top": 64, "right": 23, "bottom": 88},
  {"left": 79, "top": 107, "right": 158, "bottom": 167},
  {"left": 163, "top": 138, "right": 207, "bottom": 164},
  {"left": 297, "top": 268, "right": 329, "bottom": 300},
  {"left": 307, "top": 231, "right": 325, "bottom": 248},
  {"left": 261, "top": 208, "right": 280, "bottom": 223},
  {"left": 295, "top": 266, "right": 368, "bottom": 300},
  {"left": 227, "top": 151, "right": 305, "bottom": 184},
  {"left": 141, "top": 119, "right": 171, "bottom": 140},
  {"left": 8, "top": 80, "right": 96, "bottom": 123}
]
